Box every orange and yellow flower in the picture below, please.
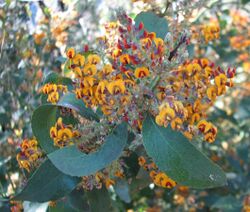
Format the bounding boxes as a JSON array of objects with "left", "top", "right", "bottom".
[
  {"left": 107, "top": 80, "right": 126, "bottom": 95},
  {"left": 66, "top": 48, "right": 75, "bottom": 59},
  {"left": 16, "top": 138, "right": 42, "bottom": 172},
  {"left": 50, "top": 117, "right": 80, "bottom": 147},
  {"left": 134, "top": 67, "right": 150, "bottom": 78}
]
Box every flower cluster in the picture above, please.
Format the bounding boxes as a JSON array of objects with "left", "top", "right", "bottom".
[
  {"left": 50, "top": 117, "right": 80, "bottom": 148},
  {"left": 34, "top": 9, "right": 78, "bottom": 48},
  {"left": 58, "top": 12, "right": 236, "bottom": 192},
  {"left": 66, "top": 13, "right": 180, "bottom": 131},
  {"left": 229, "top": 10, "right": 250, "bottom": 72},
  {"left": 81, "top": 168, "right": 125, "bottom": 190},
  {"left": 191, "top": 24, "right": 220, "bottom": 44},
  {"left": 10, "top": 201, "right": 24, "bottom": 212},
  {"left": 197, "top": 120, "right": 218, "bottom": 143},
  {"left": 202, "top": 24, "right": 220, "bottom": 43},
  {"left": 230, "top": 36, "right": 250, "bottom": 50},
  {"left": 243, "top": 195, "right": 250, "bottom": 212},
  {"left": 34, "top": 32, "right": 46, "bottom": 45},
  {"left": 16, "top": 138, "right": 42, "bottom": 172},
  {"left": 138, "top": 156, "right": 176, "bottom": 189},
  {"left": 41, "top": 83, "right": 68, "bottom": 104},
  {"left": 155, "top": 59, "right": 235, "bottom": 142},
  {"left": 64, "top": 13, "right": 235, "bottom": 144},
  {"left": 150, "top": 171, "right": 177, "bottom": 189},
  {"left": 66, "top": 48, "right": 143, "bottom": 129}
]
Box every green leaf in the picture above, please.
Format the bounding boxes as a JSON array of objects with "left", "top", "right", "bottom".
[
  {"left": 0, "top": 202, "right": 10, "bottom": 212},
  {"left": 48, "top": 123, "right": 128, "bottom": 177},
  {"left": 234, "top": 96, "right": 250, "bottom": 120},
  {"left": 32, "top": 93, "right": 99, "bottom": 153},
  {"left": 187, "top": 44, "right": 195, "bottom": 58},
  {"left": 114, "top": 180, "right": 131, "bottom": 203},
  {"left": 47, "top": 200, "right": 77, "bottom": 212},
  {"left": 43, "top": 72, "right": 73, "bottom": 89},
  {"left": 0, "top": 197, "right": 9, "bottom": 202},
  {"left": 68, "top": 189, "right": 90, "bottom": 211},
  {"left": 55, "top": 56, "right": 67, "bottom": 64},
  {"left": 142, "top": 115, "right": 227, "bottom": 188},
  {"left": 242, "top": 0, "right": 250, "bottom": 4},
  {"left": 122, "top": 152, "right": 140, "bottom": 178},
  {"left": 86, "top": 187, "right": 111, "bottom": 212},
  {"left": 57, "top": 93, "right": 100, "bottom": 122},
  {"left": 219, "top": 19, "right": 227, "bottom": 30},
  {"left": 32, "top": 105, "right": 58, "bottom": 153},
  {"left": 130, "top": 168, "right": 151, "bottom": 193},
  {"left": 14, "top": 160, "right": 80, "bottom": 203},
  {"left": 211, "top": 195, "right": 242, "bottom": 211},
  {"left": 135, "top": 12, "right": 168, "bottom": 39}
]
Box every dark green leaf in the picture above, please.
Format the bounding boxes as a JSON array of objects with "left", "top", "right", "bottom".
[
  {"left": 14, "top": 160, "right": 80, "bottom": 203},
  {"left": 0, "top": 113, "right": 9, "bottom": 125},
  {"left": 219, "top": 19, "right": 227, "bottom": 30},
  {"left": 32, "top": 93, "right": 99, "bottom": 153},
  {"left": 211, "top": 195, "right": 242, "bottom": 211},
  {"left": 48, "top": 123, "right": 128, "bottom": 177},
  {"left": 234, "top": 96, "right": 250, "bottom": 120},
  {"left": 114, "top": 180, "right": 131, "bottom": 203},
  {"left": 135, "top": 12, "right": 168, "bottom": 39},
  {"left": 55, "top": 56, "right": 67, "bottom": 64},
  {"left": 208, "top": 107, "right": 237, "bottom": 124},
  {"left": 130, "top": 168, "right": 151, "bottom": 193},
  {"left": 57, "top": 93, "right": 100, "bottom": 122},
  {"left": 122, "top": 152, "right": 140, "bottom": 178},
  {"left": 242, "top": 0, "right": 250, "bottom": 4},
  {"left": 47, "top": 200, "right": 76, "bottom": 212},
  {"left": 32, "top": 105, "right": 58, "bottom": 153},
  {"left": 43, "top": 72, "right": 73, "bottom": 90},
  {"left": 187, "top": 44, "right": 195, "bottom": 58},
  {"left": 0, "top": 197, "right": 9, "bottom": 202},
  {"left": 228, "top": 29, "right": 238, "bottom": 36},
  {"left": 222, "top": 9, "right": 230, "bottom": 15},
  {"left": 0, "top": 202, "right": 10, "bottom": 212},
  {"left": 142, "top": 115, "right": 227, "bottom": 188},
  {"left": 68, "top": 189, "right": 90, "bottom": 212},
  {"left": 86, "top": 187, "right": 111, "bottom": 212}
]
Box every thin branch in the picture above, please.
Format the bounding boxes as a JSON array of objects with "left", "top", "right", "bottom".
[
  {"left": 168, "top": 34, "right": 187, "bottom": 61},
  {"left": 0, "top": 28, "right": 5, "bottom": 59},
  {"left": 160, "top": 0, "right": 171, "bottom": 17}
]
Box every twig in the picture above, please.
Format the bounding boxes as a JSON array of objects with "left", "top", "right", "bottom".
[
  {"left": 168, "top": 34, "right": 187, "bottom": 61},
  {"left": 0, "top": 28, "right": 5, "bottom": 59},
  {"left": 6, "top": 171, "right": 15, "bottom": 193},
  {"left": 38, "top": 0, "right": 50, "bottom": 19},
  {"left": 160, "top": 0, "right": 171, "bottom": 17},
  {"left": 0, "top": 181, "right": 6, "bottom": 198}
]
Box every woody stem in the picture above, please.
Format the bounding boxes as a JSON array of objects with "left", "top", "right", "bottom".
[{"left": 168, "top": 34, "right": 187, "bottom": 61}]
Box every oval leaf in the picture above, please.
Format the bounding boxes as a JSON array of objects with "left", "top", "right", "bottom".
[
  {"left": 68, "top": 189, "right": 90, "bottom": 211},
  {"left": 32, "top": 105, "right": 58, "bottom": 153},
  {"left": 32, "top": 93, "right": 99, "bottom": 153},
  {"left": 135, "top": 11, "right": 168, "bottom": 39},
  {"left": 114, "top": 180, "right": 131, "bottom": 203},
  {"left": 142, "top": 115, "right": 227, "bottom": 188},
  {"left": 86, "top": 187, "right": 111, "bottom": 212},
  {"left": 14, "top": 160, "right": 80, "bottom": 203},
  {"left": 57, "top": 93, "right": 100, "bottom": 122},
  {"left": 48, "top": 123, "right": 128, "bottom": 177},
  {"left": 43, "top": 72, "right": 73, "bottom": 87}
]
